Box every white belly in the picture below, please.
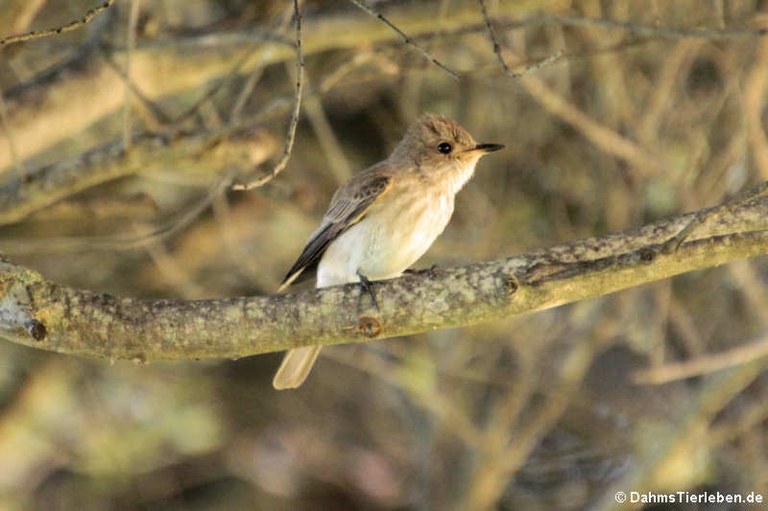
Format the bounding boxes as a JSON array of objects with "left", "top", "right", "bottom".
[{"left": 317, "top": 191, "right": 454, "bottom": 288}]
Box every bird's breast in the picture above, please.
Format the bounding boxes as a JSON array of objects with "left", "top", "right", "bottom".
[{"left": 317, "top": 187, "right": 455, "bottom": 287}]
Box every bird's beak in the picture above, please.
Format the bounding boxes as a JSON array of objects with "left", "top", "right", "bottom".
[{"left": 473, "top": 143, "right": 505, "bottom": 154}]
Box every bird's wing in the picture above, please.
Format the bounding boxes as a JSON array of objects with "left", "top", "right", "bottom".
[{"left": 278, "top": 169, "right": 394, "bottom": 291}]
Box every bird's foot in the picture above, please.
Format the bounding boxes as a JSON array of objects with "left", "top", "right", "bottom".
[{"left": 357, "top": 272, "right": 379, "bottom": 311}]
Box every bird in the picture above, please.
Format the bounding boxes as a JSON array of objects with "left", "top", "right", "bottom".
[{"left": 273, "top": 113, "right": 504, "bottom": 389}]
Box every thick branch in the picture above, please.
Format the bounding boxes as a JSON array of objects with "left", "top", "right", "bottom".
[
  {"left": 0, "top": 127, "right": 273, "bottom": 225},
  {"left": 0, "top": 189, "right": 766, "bottom": 361}
]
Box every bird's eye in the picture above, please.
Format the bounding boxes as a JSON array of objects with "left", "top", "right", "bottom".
[{"left": 437, "top": 142, "right": 453, "bottom": 154}]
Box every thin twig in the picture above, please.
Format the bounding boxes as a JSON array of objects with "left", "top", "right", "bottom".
[
  {"left": 101, "top": 53, "right": 175, "bottom": 126},
  {"left": 122, "top": 0, "right": 141, "bottom": 150},
  {"left": 173, "top": 49, "right": 257, "bottom": 126},
  {"left": 303, "top": 89, "right": 352, "bottom": 183},
  {"left": 477, "top": 0, "right": 510, "bottom": 72},
  {"left": 661, "top": 182, "right": 768, "bottom": 254},
  {"left": 540, "top": 15, "right": 768, "bottom": 40},
  {"left": 232, "top": 0, "right": 304, "bottom": 191},
  {"left": 229, "top": 65, "right": 265, "bottom": 123},
  {"left": 633, "top": 331, "right": 768, "bottom": 384},
  {"left": 514, "top": 70, "right": 656, "bottom": 171},
  {"left": 477, "top": 0, "right": 566, "bottom": 78},
  {"left": 0, "top": 0, "right": 116, "bottom": 47},
  {"left": 347, "top": 0, "right": 461, "bottom": 80},
  {"left": 425, "top": 15, "right": 768, "bottom": 42},
  {"left": 506, "top": 52, "right": 564, "bottom": 79},
  {"left": 229, "top": 0, "right": 297, "bottom": 123}
]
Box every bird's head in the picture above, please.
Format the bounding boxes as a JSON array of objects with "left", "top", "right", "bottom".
[{"left": 391, "top": 113, "right": 504, "bottom": 177}]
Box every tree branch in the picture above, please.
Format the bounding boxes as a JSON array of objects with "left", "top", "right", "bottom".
[
  {"left": 0, "top": 0, "right": 115, "bottom": 47},
  {"left": 0, "top": 127, "right": 274, "bottom": 226},
  {"left": 0, "top": 185, "right": 766, "bottom": 362}
]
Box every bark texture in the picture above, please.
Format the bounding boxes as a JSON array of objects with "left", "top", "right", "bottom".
[{"left": 1, "top": 187, "right": 766, "bottom": 361}]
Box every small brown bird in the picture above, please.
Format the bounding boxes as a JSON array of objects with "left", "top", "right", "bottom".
[{"left": 273, "top": 113, "right": 504, "bottom": 389}]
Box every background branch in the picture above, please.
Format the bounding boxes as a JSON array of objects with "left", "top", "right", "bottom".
[
  {"left": 0, "top": 127, "right": 274, "bottom": 225},
  {"left": 0, "top": 1, "right": 547, "bottom": 173}
]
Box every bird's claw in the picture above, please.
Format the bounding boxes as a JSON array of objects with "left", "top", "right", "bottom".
[{"left": 357, "top": 273, "right": 379, "bottom": 311}]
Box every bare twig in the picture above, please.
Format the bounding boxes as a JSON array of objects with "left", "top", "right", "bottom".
[
  {"left": 232, "top": 0, "right": 304, "bottom": 191},
  {"left": 634, "top": 332, "right": 768, "bottom": 385},
  {"left": 429, "top": 15, "right": 768, "bottom": 42},
  {"left": 478, "top": 1, "right": 567, "bottom": 79},
  {"left": 347, "top": 0, "right": 461, "bottom": 80},
  {"left": 101, "top": 53, "right": 175, "bottom": 126},
  {"left": 516, "top": 72, "right": 656, "bottom": 171},
  {"left": 661, "top": 182, "right": 768, "bottom": 254},
  {"left": 303, "top": 88, "right": 352, "bottom": 183},
  {"left": 171, "top": 48, "right": 264, "bottom": 126},
  {"left": 0, "top": 0, "right": 116, "bottom": 47},
  {"left": 533, "top": 15, "right": 768, "bottom": 40},
  {"left": 477, "top": 0, "right": 510, "bottom": 73},
  {"left": 229, "top": 0, "right": 297, "bottom": 123},
  {"left": 229, "top": 62, "right": 266, "bottom": 123}
]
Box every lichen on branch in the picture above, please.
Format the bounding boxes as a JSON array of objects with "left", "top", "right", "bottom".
[{"left": 0, "top": 185, "right": 766, "bottom": 362}]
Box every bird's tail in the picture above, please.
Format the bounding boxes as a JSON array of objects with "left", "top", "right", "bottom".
[{"left": 272, "top": 346, "right": 322, "bottom": 389}]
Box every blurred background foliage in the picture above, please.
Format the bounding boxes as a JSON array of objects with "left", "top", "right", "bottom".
[{"left": 1, "top": 0, "right": 768, "bottom": 509}]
